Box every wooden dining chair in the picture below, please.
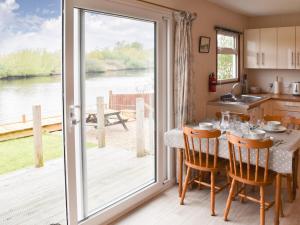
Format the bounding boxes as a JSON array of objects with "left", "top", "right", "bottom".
[
  {"left": 224, "top": 132, "right": 280, "bottom": 225},
  {"left": 290, "top": 117, "right": 300, "bottom": 130},
  {"left": 216, "top": 112, "right": 250, "bottom": 122},
  {"left": 181, "top": 127, "right": 228, "bottom": 216},
  {"left": 264, "top": 114, "right": 295, "bottom": 202}
]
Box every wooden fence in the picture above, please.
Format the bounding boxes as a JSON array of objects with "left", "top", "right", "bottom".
[{"left": 108, "top": 90, "right": 154, "bottom": 118}]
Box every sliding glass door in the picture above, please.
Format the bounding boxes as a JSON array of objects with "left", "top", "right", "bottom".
[
  {"left": 0, "top": 0, "right": 172, "bottom": 224},
  {"left": 75, "top": 9, "right": 157, "bottom": 216},
  {"left": 64, "top": 0, "right": 173, "bottom": 224},
  {"left": 0, "top": 1, "right": 67, "bottom": 224}
]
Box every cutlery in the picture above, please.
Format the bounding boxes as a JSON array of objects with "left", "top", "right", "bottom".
[{"left": 274, "top": 140, "right": 285, "bottom": 147}]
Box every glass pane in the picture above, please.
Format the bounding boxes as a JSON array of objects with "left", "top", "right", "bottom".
[
  {"left": 217, "top": 33, "right": 236, "bottom": 49},
  {"left": 217, "top": 54, "right": 237, "bottom": 80},
  {"left": 79, "top": 11, "right": 156, "bottom": 215},
  {"left": 0, "top": 0, "right": 66, "bottom": 225}
]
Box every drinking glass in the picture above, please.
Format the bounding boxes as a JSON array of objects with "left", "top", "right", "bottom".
[{"left": 220, "top": 111, "right": 230, "bottom": 131}]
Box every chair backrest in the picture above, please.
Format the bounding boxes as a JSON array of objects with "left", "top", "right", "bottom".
[
  {"left": 216, "top": 112, "right": 250, "bottom": 122},
  {"left": 226, "top": 132, "right": 273, "bottom": 185},
  {"left": 183, "top": 127, "right": 221, "bottom": 170},
  {"left": 263, "top": 114, "right": 282, "bottom": 122}
]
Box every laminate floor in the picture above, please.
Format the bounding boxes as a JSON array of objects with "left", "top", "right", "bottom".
[{"left": 113, "top": 180, "right": 300, "bottom": 225}]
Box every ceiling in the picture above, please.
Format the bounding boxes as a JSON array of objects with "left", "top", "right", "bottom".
[{"left": 207, "top": 0, "right": 300, "bottom": 16}]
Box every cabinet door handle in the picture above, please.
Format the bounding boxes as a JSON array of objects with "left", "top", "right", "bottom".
[
  {"left": 298, "top": 52, "right": 300, "bottom": 66},
  {"left": 292, "top": 52, "right": 294, "bottom": 66},
  {"left": 262, "top": 52, "right": 265, "bottom": 65},
  {"left": 256, "top": 52, "right": 259, "bottom": 65}
]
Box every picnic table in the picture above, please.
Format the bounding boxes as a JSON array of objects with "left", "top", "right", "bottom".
[{"left": 86, "top": 109, "right": 128, "bottom": 131}]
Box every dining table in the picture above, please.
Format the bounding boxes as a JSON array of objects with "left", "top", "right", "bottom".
[{"left": 164, "top": 125, "right": 300, "bottom": 225}]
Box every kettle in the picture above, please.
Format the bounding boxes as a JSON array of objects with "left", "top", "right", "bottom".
[{"left": 292, "top": 82, "right": 300, "bottom": 96}]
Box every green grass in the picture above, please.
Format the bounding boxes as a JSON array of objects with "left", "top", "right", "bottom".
[{"left": 0, "top": 132, "right": 96, "bottom": 175}]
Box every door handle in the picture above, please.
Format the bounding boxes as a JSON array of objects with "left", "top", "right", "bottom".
[
  {"left": 292, "top": 52, "right": 294, "bottom": 66},
  {"left": 70, "top": 105, "right": 81, "bottom": 126},
  {"left": 298, "top": 52, "right": 300, "bottom": 66},
  {"left": 262, "top": 52, "right": 265, "bottom": 66},
  {"left": 256, "top": 52, "right": 259, "bottom": 66}
]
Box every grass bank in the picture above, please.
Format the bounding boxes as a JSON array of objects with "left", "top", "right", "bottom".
[{"left": 0, "top": 41, "right": 153, "bottom": 79}]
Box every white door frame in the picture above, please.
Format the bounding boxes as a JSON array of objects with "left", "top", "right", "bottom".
[{"left": 63, "top": 0, "right": 175, "bottom": 224}]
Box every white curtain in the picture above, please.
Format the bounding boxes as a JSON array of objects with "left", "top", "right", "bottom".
[{"left": 173, "top": 11, "right": 196, "bottom": 128}]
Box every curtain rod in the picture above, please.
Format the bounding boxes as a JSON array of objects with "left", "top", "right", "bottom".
[
  {"left": 215, "top": 26, "right": 243, "bottom": 34},
  {"left": 136, "top": 0, "right": 197, "bottom": 17}
]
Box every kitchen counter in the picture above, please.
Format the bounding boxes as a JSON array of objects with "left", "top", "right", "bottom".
[
  {"left": 256, "top": 94, "right": 300, "bottom": 102},
  {"left": 208, "top": 94, "right": 300, "bottom": 110},
  {"left": 207, "top": 93, "right": 300, "bottom": 119}
]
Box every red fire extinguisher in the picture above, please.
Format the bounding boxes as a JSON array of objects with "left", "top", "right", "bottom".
[{"left": 209, "top": 73, "right": 217, "bottom": 92}]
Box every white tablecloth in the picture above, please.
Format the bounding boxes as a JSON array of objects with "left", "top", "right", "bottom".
[{"left": 164, "top": 129, "right": 300, "bottom": 174}]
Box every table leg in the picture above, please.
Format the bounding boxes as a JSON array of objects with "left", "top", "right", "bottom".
[
  {"left": 293, "top": 149, "right": 299, "bottom": 200},
  {"left": 275, "top": 173, "right": 281, "bottom": 225},
  {"left": 178, "top": 148, "right": 183, "bottom": 197},
  {"left": 116, "top": 113, "right": 128, "bottom": 131}
]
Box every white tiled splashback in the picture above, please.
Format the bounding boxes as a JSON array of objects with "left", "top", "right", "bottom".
[{"left": 247, "top": 69, "right": 300, "bottom": 94}]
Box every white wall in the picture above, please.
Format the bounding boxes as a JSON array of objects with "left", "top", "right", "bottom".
[{"left": 146, "top": 0, "right": 248, "bottom": 120}]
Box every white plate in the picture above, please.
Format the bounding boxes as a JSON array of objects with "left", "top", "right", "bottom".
[
  {"left": 198, "top": 122, "right": 214, "bottom": 130},
  {"left": 244, "top": 134, "right": 264, "bottom": 140},
  {"left": 262, "top": 125, "right": 287, "bottom": 133}
]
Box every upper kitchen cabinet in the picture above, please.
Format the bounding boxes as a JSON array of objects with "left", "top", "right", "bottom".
[
  {"left": 244, "top": 29, "right": 260, "bottom": 68},
  {"left": 297, "top": 26, "right": 300, "bottom": 70},
  {"left": 260, "top": 28, "right": 277, "bottom": 69},
  {"left": 244, "top": 28, "right": 277, "bottom": 69},
  {"left": 277, "top": 27, "right": 296, "bottom": 69}
]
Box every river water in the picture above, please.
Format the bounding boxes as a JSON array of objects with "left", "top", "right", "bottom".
[{"left": 0, "top": 70, "right": 154, "bottom": 123}]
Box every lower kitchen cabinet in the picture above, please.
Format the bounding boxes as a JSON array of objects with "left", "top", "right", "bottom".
[{"left": 272, "top": 100, "right": 300, "bottom": 117}]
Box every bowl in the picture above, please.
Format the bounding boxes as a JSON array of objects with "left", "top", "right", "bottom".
[
  {"left": 198, "top": 122, "right": 214, "bottom": 130},
  {"left": 267, "top": 121, "right": 281, "bottom": 130},
  {"left": 249, "top": 129, "right": 266, "bottom": 140}
]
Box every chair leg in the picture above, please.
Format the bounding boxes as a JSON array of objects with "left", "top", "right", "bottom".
[
  {"left": 260, "top": 186, "right": 265, "bottom": 225},
  {"left": 211, "top": 171, "right": 216, "bottom": 216},
  {"left": 198, "top": 171, "right": 202, "bottom": 190},
  {"left": 180, "top": 167, "right": 191, "bottom": 205},
  {"left": 225, "top": 166, "right": 231, "bottom": 191},
  {"left": 224, "top": 179, "right": 236, "bottom": 221},
  {"left": 295, "top": 151, "right": 299, "bottom": 189},
  {"left": 240, "top": 183, "right": 246, "bottom": 203},
  {"left": 280, "top": 198, "right": 284, "bottom": 217},
  {"left": 286, "top": 175, "right": 293, "bottom": 202}
]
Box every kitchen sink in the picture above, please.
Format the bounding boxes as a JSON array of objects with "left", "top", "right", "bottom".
[
  {"left": 220, "top": 94, "right": 265, "bottom": 104},
  {"left": 237, "top": 95, "right": 264, "bottom": 103}
]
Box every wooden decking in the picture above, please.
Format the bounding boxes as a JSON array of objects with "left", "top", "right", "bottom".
[
  {"left": 0, "top": 109, "right": 132, "bottom": 142},
  {"left": 0, "top": 147, "right": 153, "bottom": 225},
  {"left": 0, "top": 116, "right": 62, "bottom": 141}
]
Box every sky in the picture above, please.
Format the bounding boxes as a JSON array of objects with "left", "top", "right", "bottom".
[{"left": 0, "top": 0, "right": 154, "bottom": 54}]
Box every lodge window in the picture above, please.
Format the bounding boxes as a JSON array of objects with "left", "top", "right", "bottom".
[{"left": 216, "top": 29, "right": 240, "bottom": 83}]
